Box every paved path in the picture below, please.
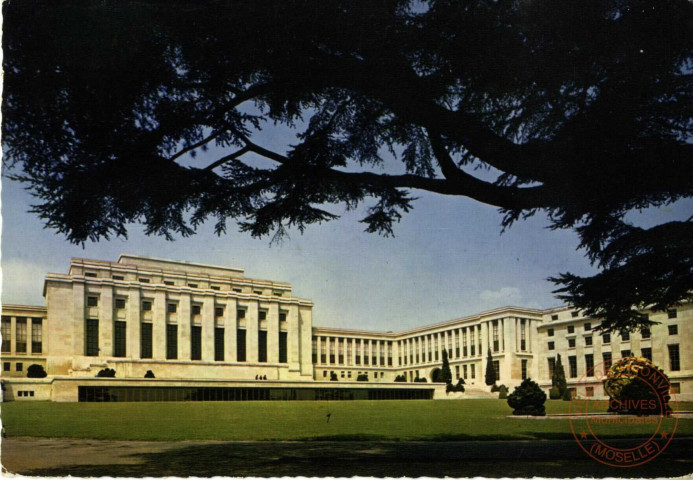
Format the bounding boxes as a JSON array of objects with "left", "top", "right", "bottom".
[{"left": 3, "top": 437, "right": 693, "bottom": 477}]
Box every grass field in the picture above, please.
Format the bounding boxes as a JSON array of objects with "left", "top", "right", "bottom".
[{"left": 3, "top": 399, "right": 692, "bottom": 441}]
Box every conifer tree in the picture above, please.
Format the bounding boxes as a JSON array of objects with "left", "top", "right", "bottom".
[
  {"left": 441, "top": 350, "right": 453, "bottom": 385},
  {"left": 485, "top": 347, "right": 496, "bottom": 386},
  {"left": 552, "top": 354, "right": 568, "bottom": 396}
]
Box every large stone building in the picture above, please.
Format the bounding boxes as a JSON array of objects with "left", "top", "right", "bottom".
[{"left": 1, "top": 255, "right": 691, "bottom": 401}]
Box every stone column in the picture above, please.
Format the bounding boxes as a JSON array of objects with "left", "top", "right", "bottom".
[
  {"left": 287, "top": 303, "right": 299, "bottom": 369},
  {"left": 201, "top": 295, "right": 215, "bottom": 362},
  {"left": 72, "top": 283, "right": 85, "bottom": 355},
  {"left": 152, "top": 290, "right": 167, "bottom": 360},
  {"left": 246, "top": 301, "right": 259, "bottom": 363},
  {"left": 99, "top": 286, "right": 113, "bottom": 356},
  {"left": 480, "top": 322, "right": 489, "bottom": 356},
  {"left": 179, "top": 294, "right": 192, "bottom": 360},
  {"left": 316, "top": 336, "right": 322, "bottom": 365},
  {"left": 224, "top": 297, "right": 238, "bottom": 363},
  {"left": 267, "top": 302, "right": 280, "bottom": 364},
  {"left": 127, "top": 288, "right": 141, "bottom": 358},
  {"left": 299, "top": 306, "right": 313, "bottom": 376}
]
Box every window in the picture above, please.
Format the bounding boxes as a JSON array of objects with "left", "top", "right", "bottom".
[
  {"left": 641, "top": 328, "right": 651, "bottom": 339},
  {"left": 15, "top": 318, "right": 27, "bottom": 353},
  {"left": 259, "top": 310, "right": 267, "bottom": 321},
  {"left": 584, "top": 336, "right": 593, "bottom": 347},
  {"left": 139, "top": 278, "right": 150, "bottom": 283},
  {"left": 621, "top": 331, "right": 630, "bottom": 341},
  {"left": 463, "top": 364, "right": 468, "bottom": 379},
  {"left": 568, "top": 338, "right": 576, "bottom": 348},
  {"left": 232, "top": 288, "right": 242, "bottom": 293},
  {"left": 355, "top": 340, "right": 361, "bottom": 365},
  {"left": 188, "top": 283, "right": 198, "bottom": 289},
  {"left": 237, "top": 309, "right": 246, "bottom": 319},
  {"left": 191, "top": 326, "right": 202, "bottom": 360},
  {"left": 166, "top": 324, "right": 178, "bottom": 359},
  {"left": 603, "top": 352, "right": 612, "bottom": 370},
  {"left": 3, "top": 362, "right": 9, "bottom": 371},
  {"left": 547, "top": 328, "right": 554, "bottom": 337},
  {"left": 312, "top": 338, "right": 318, "bottom": 363},
  {"left": 211, "top": 286, "right": 220, "bottom": 291},
  {"left": 548, "top": 358, "right": 556, "bottom": 378},
  {"left": 164, "top": 280, "right": 174, "bottom": 286},
  {"left": 621, "top": 349, "right": 631, "bottom": 358},
  {"left": 112, "top": 275, "right": 124, "bottom": 281},
  {"left": 141, "top": 323, "right": 153, "bottom": 359},
  {"left": 115, "top": 298, "right": 126, "bottom": 309},
  {"left": 114, "top": 321, "right": 126, "bottom": 357},
  {"left": 470, "top": 364, "right": 475, "bottom": 379},
  {"left": 258, "top": 330, "right": 268, "bottom": 363},
  {"left": 348, "top": 371, "right": 352, "bottom": 378},
  {"left": 279, "top": 312, "right": 287, "bottom": 323},
  {"left": 492, "top": 321, "right": 499, "bottom": 352},
  {"left": 548, "top": 341, "right": 555, "bottom": 350},
  {"left": 584, "top": 323, "right": 591, "bottom": 331},
  {"left": 641, "top": 347, "right": 652, "bottom": 361},
  {"left": 237, "top": 329, "right": 246, "bottom": 362},
  {"left": 567, "top": 326, "right": 575, "bottom": 334},
  {"left": 215, "top": 307, "right": 224, "bottom": 318},
  {"left": 585, "top": 354, "right": 594, "bottom": 376},
  {"left": 585, "top": 386, "right": 594, "bottom": 397},
  {"left": 571, "top": 311, "right": 579, "bottom": 318},
  {"left": 668, "top": 325, "right": 678, "bottom": 335},
  {"left": 323, "top": 371, "right": 327, "bottom": 378},
  {"left": 254, "top": 290, "right": 262, "bottom": 295},
  {"left": 16, "top": 363, "right": 23, "bottom": 372},
  {"left": 455, "top": 365, "right": 460, "bottom": 379},
  {"left": 279, "top": 331, "right": 288, "bottom": 363},
  {"left": 602, "top": 333, "right": 611, "bottom": 344},
  {"left": 142, "top": 301, "right": 152, "bottom": 311},
  {"left": 668, "top": 344, "right": 680, "bottom": 371},
  {"left": 569, "top": 356, "right": 577, "bottom": 378},
  {"left": 167, "top": 303, "right": 177, "bottom": 314},
  {"left": 87, "top": 296, "right": 98, "bottom": 307},
  {"left": 667, "top": 309, "right": 677, "bottom": 319},
  {"left": 85, "top": 272, "right": 97, "bottom": 278},
  {"left": 520, "top": 320, "right": 526, "bottom": 351},
  {"left": 86, "top": 319, "right": 99, "bottom": 356},
  {"left": 551, "top": 314, "right": 559, "bottom": 321},
  {"left": 521, "top": 359, "right": 528, "bottom": 380},
  {"left": 2, "top": 317, "right": 11, "bottom": 353},
  {"left": 192, "top": 305, "right": 201, "bottom": 315}
]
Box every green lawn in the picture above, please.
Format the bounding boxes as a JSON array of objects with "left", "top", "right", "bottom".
[{"left": 2, "top": 399, "right": 692, "bottom": 441}]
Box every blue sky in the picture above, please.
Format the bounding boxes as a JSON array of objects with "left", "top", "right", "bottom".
[{"left": 2, "top": 129, "right": 691, "bottom": 332}]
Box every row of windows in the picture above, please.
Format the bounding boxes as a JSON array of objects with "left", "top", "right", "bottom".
[
  {"left": 550, "top": 309, "right": 678, "bottom": 322},
  {"left": 3, "top": 361, "right": 25, "bottom": 372},
  {"left": 84, "top": 275, "right": 286, "bottom": 296},
  {"left": 88, "top": 297, "right": 289, "bottom": 322},
  {"left": 548, "top": 344, "right": 681, "bottom": 379},
  {"left": 1, "top": 317, "right": 43, "bottom": 354},
  {"left": 547, "top": 325, "right": 679, "bottom": 350},
  {"left": 312, "top": 337, "right": 394, "bottom": 366},
  {"left": 86, "top": 319, "right": 288, "bottom": 363},
  {"left": 322, "top": 370, "right": 387, "bottom": 379}
]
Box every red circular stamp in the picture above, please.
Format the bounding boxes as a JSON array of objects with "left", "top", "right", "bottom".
[{"left": 568, "top": 356, "right": 678, "bottom": 467}]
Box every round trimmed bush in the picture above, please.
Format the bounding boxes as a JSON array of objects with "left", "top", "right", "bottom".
[
  {"left": 27, "top": 364, "right": 47, "bottom": 378},
  {"left": 549, "top": 386, "right": 561, "bottom": 399},
  {"left": 507, "top": 378, "right": 546, "bottom": 416}
]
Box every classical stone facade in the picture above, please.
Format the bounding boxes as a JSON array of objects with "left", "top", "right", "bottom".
[{"left": 1, "top": 255, "right": 691, "bottom": 401}]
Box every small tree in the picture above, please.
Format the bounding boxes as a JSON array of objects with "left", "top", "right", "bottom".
[
  {"left": 330, "top": 372, "right": 338, "bottom": 381},
  {"left": 356, "top": 374, "right": 368, "bottom": 382},
  {"left": 96, "top": 368, "right": 116, "bottom": 378},
  {"left": 441, "top": 350, "right": 453, "bottom": 385},
  {"left": 26, "top": 364, "right": 47, "bottom": 378},
  {"left": 498, "top": 385, "right": 509, "bottom": 399},
  {"left": 552, "top": 354, "right": 567, "bottom": 397},
  {"left": 507, "top": 378, "right": 547, "bottom": 416},
  {"left": 394, "top": 374, "right": 407, "bottom": 382},
  {"left": 485, "top": 348, "right": 496, "bottom": 386},
  {"left": 144, "top": 370, "right": 155, "bottom": 378}
]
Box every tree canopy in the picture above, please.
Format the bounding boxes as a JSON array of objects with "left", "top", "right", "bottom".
[{"left": 3, "top": 0, "right": 692, "bottom": 332}]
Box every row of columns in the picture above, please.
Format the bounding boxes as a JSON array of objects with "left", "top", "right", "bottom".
[
  {"left": 75, "top": 284, "right": 308, "bottom": 368},
  {"left": 315, "top": 337, "right": 391, "bottom": 367},
  {"left": 0, "top": 315, "right": 44, "bottom": 355}
]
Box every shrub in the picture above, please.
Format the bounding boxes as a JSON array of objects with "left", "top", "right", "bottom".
[
  {"left": 414, "top": 377, "right": 428, "bottom": 383},
  {"left": 144, "top": 370, "right": 155, "bottom": 378},
  {"left": 356, "top": 374, "right": 368, "bottom": 382},
  {"left": 491, "top": 383, "right": 505, "bottom": 393},
  {"left": 498, "top": 385, "right": 509, "bottom": 399},
  {"left": 549, "top": 386, "right": 561, "bottom": 399},
  {"left": 446, "top": 378, "right": 465, "bottom": 393},
  {"left": 27, "top": 364, "right": 48, "bottom": 378},
  {"left": 96, "top": 368, "right": 116, "bottom": 378},
  {"left": 394, "top": 374, "right": 407, "bottom": 382},
  {"left": 562, "top": 388, "right": 572, "bottom": 401},
  {"left": 604, "top": 357, "right": 671, "bottom": 415},
  {"left": 507, "top": 378, "right": 546, "bottom": 416},
  {"left": 330, "top": 372, "right": 338, "bottom": 381}
]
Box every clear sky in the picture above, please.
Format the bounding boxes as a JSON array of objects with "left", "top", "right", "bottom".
[{"left": 2, "top": 128, "right": 691, "bottom": 332}]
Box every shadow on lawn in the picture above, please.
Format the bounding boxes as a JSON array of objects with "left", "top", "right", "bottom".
[{"left": 19, "top": 438, "right": 693, "bottom": 478}]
